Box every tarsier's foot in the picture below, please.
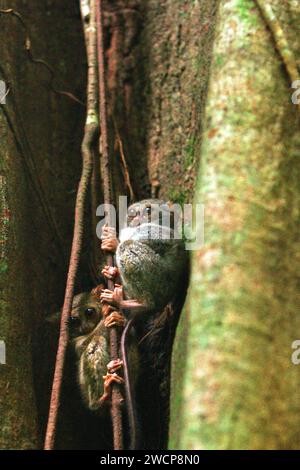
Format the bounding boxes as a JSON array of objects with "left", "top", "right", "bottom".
[
  {"left": 98, "top": 373, "right": 124, "bottom": 404},
  {"left": 101, "top": 224, "right": 119, "bottom": 253},
  {"left": 101, "top": 265, "right": 119, "bottom": 280},
  {"left": 104, "top": 310, "right": 125, "bottom": 328},
  {"left": 100, "top": 284, "right": 124, "bottom": 307},
  {"left": 107, "top": 359, "right": 123, "bottom": 374},
  {"left": 102, "top": 303, "right": 114, "bottom": 317}
]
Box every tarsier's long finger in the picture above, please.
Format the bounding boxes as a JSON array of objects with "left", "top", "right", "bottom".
[
  {"left": 100, "top": 290, "right": 113, "bottom": 298},
  {"left": 98, "top": 374, "right": 125, "bottom": 406},
  {"left": 101, "top": 270, "right": 113, "bottom": 280},
  {"left": 100, "top": 289, "right": 114, "bottom": 302},
  {"left": 112, "top": 286, "right": 124, "bottom": 304},
  {"left": 103, "top": 373, "right": 124, "bottom": 387},
  {"left": 100, "top": 298, "right": 113, "bottom": 305},
  {"left": 101, "top": 287, "right": 124, "bottom": 306},
  {"left": 100, "top": 299, "right": 113, "bottom": 306},
  {"left": 98, "top": 371, "right": 120, "bottom": 404},
  {"left": 120, "top": 299, "right": 144, "bottom": 309},
  {"left": 104, "top": 320, "right": 123, "bottom": 328},
  {"left": 104, "top": 320, "right": 117, "bottom": 328},
  {"left": 110, "top": 374, "right": 124, "bottom": 385}
]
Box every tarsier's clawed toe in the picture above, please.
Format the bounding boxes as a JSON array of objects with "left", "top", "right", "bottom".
[
  {"left": 100, "top": 289, "right": 114, "bottom": 303},
  {"left": 101, "top": 225, "right": 119, "bottom": 253},
  {"left": 107, "top": 359, "right": 123, "bottom": 374},
  {"left": 104, "top": 311, "right": 125, "bottom": 328},
  {"left": 99, "top": 373, "right": 124, "bottom": 403},
  {"left": 101, "top": 265, "right": 119, "bottom": 280},
  {"left": 101, "top": 238, "right": 119, "bottom": 252}
]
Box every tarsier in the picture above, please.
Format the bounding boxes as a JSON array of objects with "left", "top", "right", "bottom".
[{"left": 100, "top": 199, "right": 188, "bottom": 448}]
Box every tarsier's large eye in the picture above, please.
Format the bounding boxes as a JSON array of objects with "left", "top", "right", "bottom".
[
  {"left": 85, "top": 308, "right": 95, "bottom": 317},
  {"left": 128, "top": 208, "right": 137, "bottom": 219}
]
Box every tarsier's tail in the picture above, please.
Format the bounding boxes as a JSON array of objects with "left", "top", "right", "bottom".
[{"left": 120, "top": 317, "right": 140, "bottom": 450}]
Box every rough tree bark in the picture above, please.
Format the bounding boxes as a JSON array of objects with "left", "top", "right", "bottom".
[{"left": 0, "top": 0, "right": 87, "bottom": 449}]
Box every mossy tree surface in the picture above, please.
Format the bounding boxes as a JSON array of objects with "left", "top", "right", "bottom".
[
  {"left": 0, "top": 75, "right": 39, "bottom": 450},
  {"left": 0, "top": 0, "right": 86, "bottom": 449},
  {"left": 131, "top": 1, "right": 219, "bottom": 449},
  {"left": 173, "top": 0, "right": 300, "bottom": 450}
]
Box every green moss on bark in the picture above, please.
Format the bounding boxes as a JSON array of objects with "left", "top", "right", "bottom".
[
  {"left": 177, "top": 0, "right": 300, "bottom": 450},
  {"left": 0, "top": 0, "right": 87, "bottom": 449}
]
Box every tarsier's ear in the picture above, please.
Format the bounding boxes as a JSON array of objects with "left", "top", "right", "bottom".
[{"left": 45, "top": 310, "right": 61, "bottom": 326}]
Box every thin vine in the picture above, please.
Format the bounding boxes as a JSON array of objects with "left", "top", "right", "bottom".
[{"left": 44, "top": 0, "right": 98, "bottom": 450}]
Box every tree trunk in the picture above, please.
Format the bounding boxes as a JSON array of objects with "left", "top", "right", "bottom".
[
  {"left": 172, "top": 0, "right": 300, "bottom": 450},
  {"left": 2, "top": 0, "right": 299, "bottom": 451},
  {"left": 0, "top": 0, "right": 87, "bottom": 449}
]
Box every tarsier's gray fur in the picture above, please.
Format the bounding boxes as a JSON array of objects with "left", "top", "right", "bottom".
[{"left": 116, "top": 200, "right": 187, "bottom": 312}]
